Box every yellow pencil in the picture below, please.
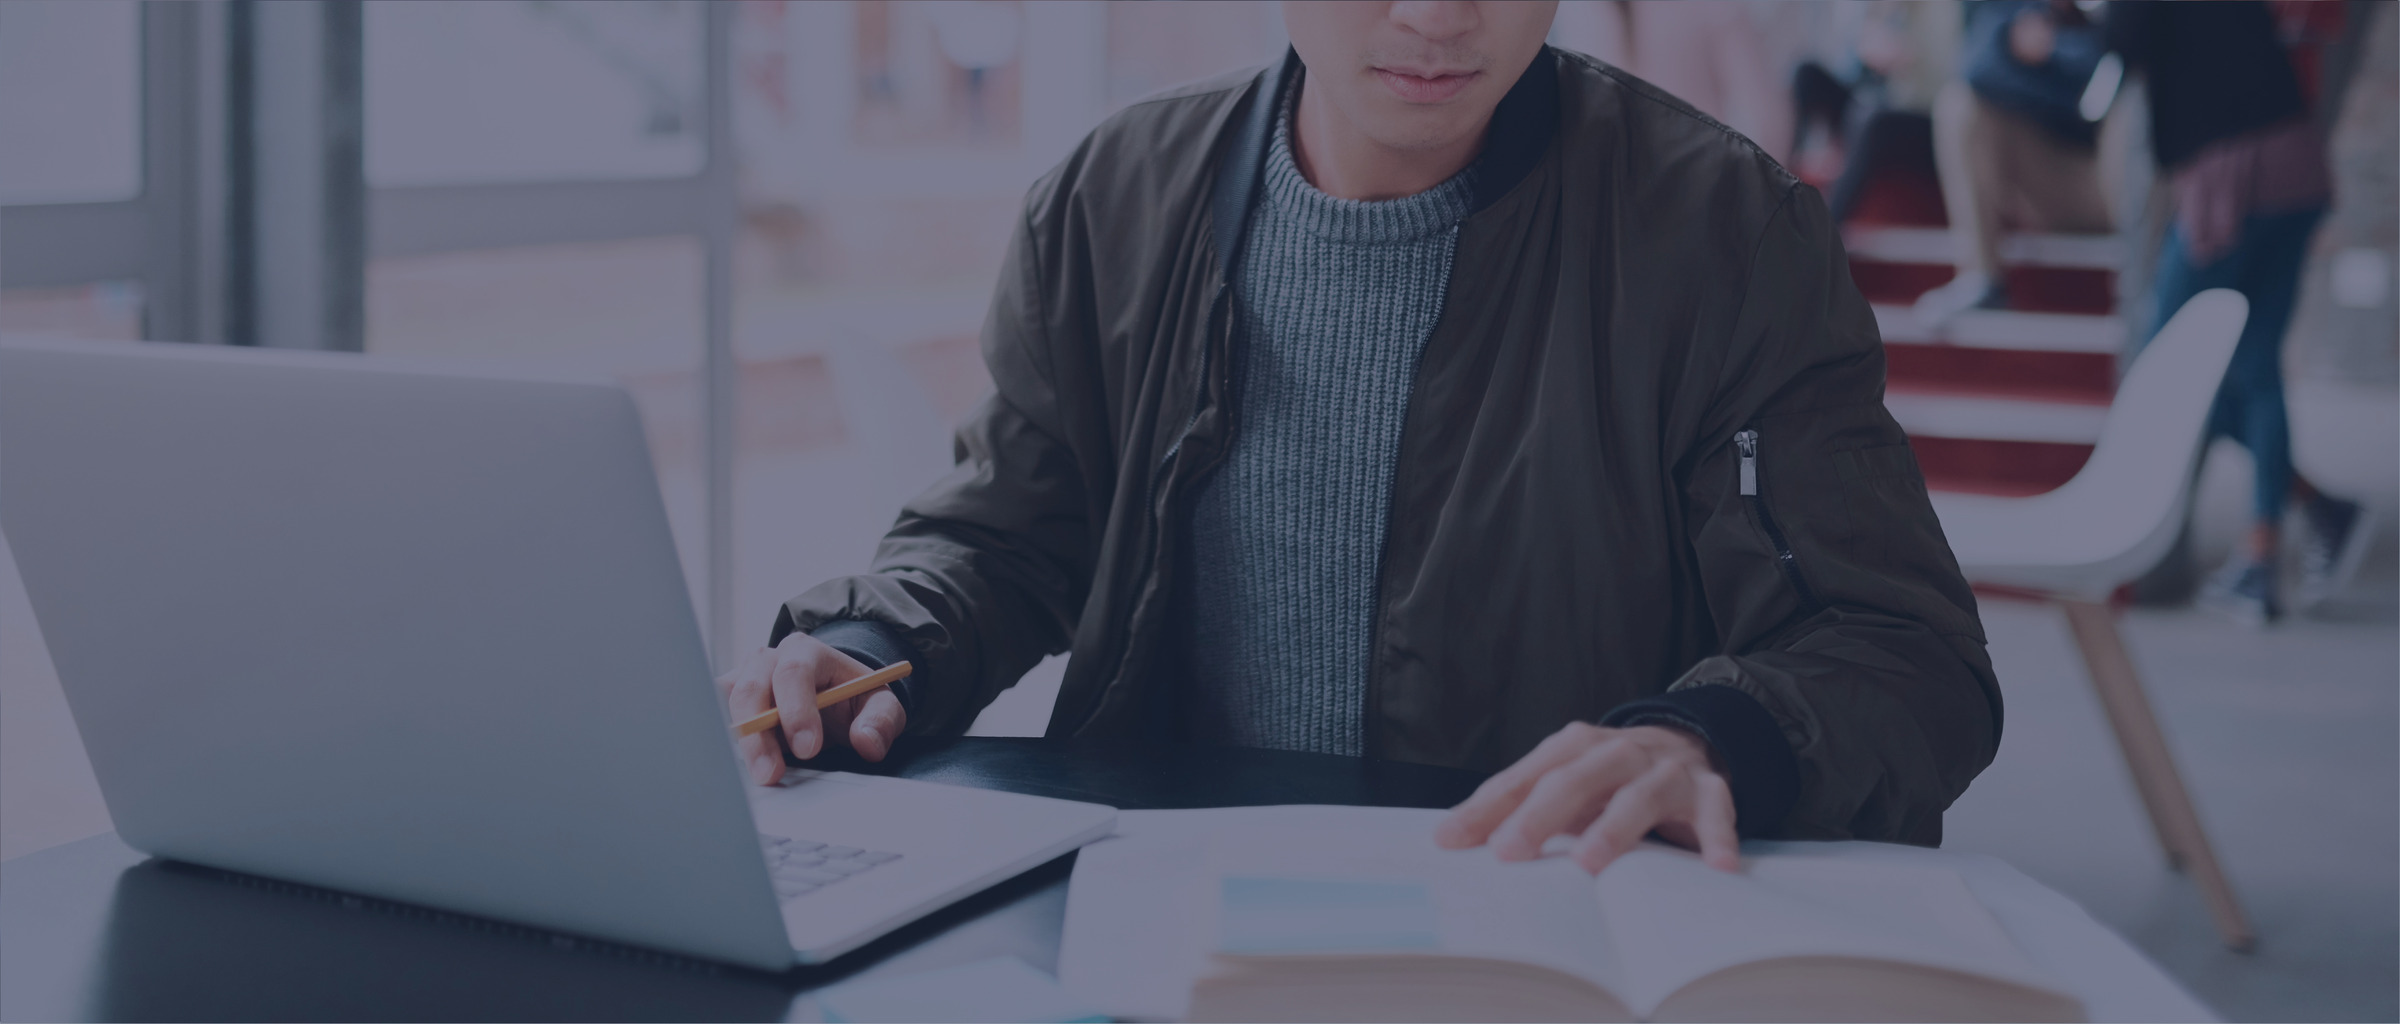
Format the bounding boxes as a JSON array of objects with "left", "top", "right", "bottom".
[{"left": 730, "top": 661, "right": 913, "bottom": 739}]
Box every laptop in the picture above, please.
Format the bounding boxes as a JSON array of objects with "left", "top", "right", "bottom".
[{"left": 0, "top": 339, "right": 1116, "bottom": 971}]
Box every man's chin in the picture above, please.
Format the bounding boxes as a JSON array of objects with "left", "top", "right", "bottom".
[{"left": 1359, "top": 115, "right": 1494, "bottom": 158}]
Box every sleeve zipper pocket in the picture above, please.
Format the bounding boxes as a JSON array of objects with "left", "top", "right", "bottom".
[{"left": 1735, "top": 429, "right": 1820, "bottom": 608}]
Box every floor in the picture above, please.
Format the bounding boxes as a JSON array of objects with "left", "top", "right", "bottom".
[{"left": 1942, "top": 536, "right": 2400, "bottom": 1023}]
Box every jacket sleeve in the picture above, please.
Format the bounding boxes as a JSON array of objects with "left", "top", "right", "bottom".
[
  {"left": 1659, "top": 182, "right": 2003, "bottom": 845},
  {"left": 771, "top": 200, "right": 1094, "bottom": 737}
]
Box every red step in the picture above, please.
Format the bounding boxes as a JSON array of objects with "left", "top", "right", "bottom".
[
  {"left": 1850, "top": 261, "right": 2117, "bottom": 316},
  {"left": 1843, "top": 150, "right": 1949, "bottom": 229},
  {"left": 1831, "top": 143, "right": 2119, "bottom": 499},
  {"left": 1885, "top": 345, "right": 2115, "bottom": 405}
]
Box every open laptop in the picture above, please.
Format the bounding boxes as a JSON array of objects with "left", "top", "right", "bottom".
[{"left": 0, "top": 339, "right": 1115, "bottom": 971}]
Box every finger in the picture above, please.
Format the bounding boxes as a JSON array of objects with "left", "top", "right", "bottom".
[
  {"left": 1690, "top": 771, "right": 1741, "bottom": 872},
  {"left": 1572, "top": 764, "right": 1684, "bottom": 874},
  {"left": 1437, "top": 723, "right": 1608, "bottom": 849},
  {"left": 725, "top": 656, "right": 775, "bottom": 717},
  {"left": 809, "top": 648, "right": 876, "bottom": 749},
  {"left": 725, "top": 668, "right": 782, "bottom": 785},
  {"left": 1490, "top": 740, "right": 1649, "bottom": 861},
  {"left": 847, "top": 689, "right": 907, "bottom": 762},
  {"left": 769, "top": 647, "right": 829, "bottom": 760},
  {"left": 716, "top": 645, "right": 771, "bottom": 705},
  {"left": 735, "top": 731, "right": 781, "bottom": 786},
  {"left": 819, "top": 688, "right": 858, "bottom": 744}
]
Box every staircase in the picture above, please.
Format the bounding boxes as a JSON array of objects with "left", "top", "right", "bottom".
[{"left": 1832, "top": 152, "right": 2128, "bottom": 499}]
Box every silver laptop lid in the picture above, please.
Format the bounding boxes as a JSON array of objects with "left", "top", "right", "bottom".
[{"left": 0, "top": 341, "right": 795, "bottom": 970}]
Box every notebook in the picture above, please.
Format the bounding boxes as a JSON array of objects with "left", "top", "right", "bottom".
[{"left": 1156, "top": 816, "right": 2082, "bottom": 1022}]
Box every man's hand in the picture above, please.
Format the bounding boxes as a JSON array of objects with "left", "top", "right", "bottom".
[
  {"left": 1435, "top": 722, "right": 1740, "bottom": 875},
  {"left": 2008, "top": 7, "right": 2058, "bottom": 66},
  {"left": 715, "top": 632, "right": 908, "bottom": 785}
]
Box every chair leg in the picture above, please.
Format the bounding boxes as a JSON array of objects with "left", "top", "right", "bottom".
[{"left": 2060, "top": 600, "right": 2256, "bottom": 952}]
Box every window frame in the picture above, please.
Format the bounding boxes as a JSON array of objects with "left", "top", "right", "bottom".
[
  {"left": 0, "top": 1, "right": 201, "bottom": 341},
  {"left": 1, "top": 0, "right": 741, "bottom": 669},
  {"left": 360, "top": 2, "right": 739, "bottom": 669}
]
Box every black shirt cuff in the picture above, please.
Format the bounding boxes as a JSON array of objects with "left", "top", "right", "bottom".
[
  {"left": 770, "top": 610, "right": 918, "bottom": 719},
  {"left": 1601, "top": 685, "right": 1799, "bottom": 838}
]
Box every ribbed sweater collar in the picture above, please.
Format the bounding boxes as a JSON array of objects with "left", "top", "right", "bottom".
[{"left": 1257, "top": 77, "right": 1477, "bottom": 247}]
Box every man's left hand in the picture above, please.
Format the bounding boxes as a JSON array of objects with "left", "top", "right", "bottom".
[{"left": 1435, "top": 722, "right": 1741, "bottom": 875}]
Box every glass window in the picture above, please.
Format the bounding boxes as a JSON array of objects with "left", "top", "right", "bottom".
[
  {"left": 851, "top": 0, "right": 1024, "bottom": 148},
  {"left": 1104, "top": 0, "right": 1286, "bottom": 110},
  {"left": 0, "top": 0, "right": 141, "bottom": 206},
  {"left": 0, "top": 281, "right": 144, "bottom": 341},
  {"left": 364, "top": 0, "right": 705, "bottom": 187},
  {"left": 366, "top": 237, "right": 709, "bottom": 615}
]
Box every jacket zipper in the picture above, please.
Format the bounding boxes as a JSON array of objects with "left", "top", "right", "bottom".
[
  {"left": 1735, "top": 429, "right": 1819, "bottom": 607},
  {"left": 1154, "top": 283, "right": 1227, "bottom": 510},
  {"left": 1098, "top": 282, "right": 1228, "bottom": 733}
]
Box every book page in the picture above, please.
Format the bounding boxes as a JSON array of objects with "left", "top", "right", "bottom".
[
  {"left": 1058, "top": 809, "right": 1241, "bottom": 1020},
  {"left": 1063, "top": 806, "right": 1534, "bottom": 1019},
  {"left": 1064, "top": 814, "right": 2190, "bottom": 1023},
  {"left": 1203, "top": 812, "right": 1624, "bottom": 994},
  {"left": 1594, "top": 844, "right": 2065, "bottom": 1016}
]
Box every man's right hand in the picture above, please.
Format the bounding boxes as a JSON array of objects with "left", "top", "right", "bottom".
[
  {"left": 715, "top": 632, "right": 909, "bottom": 785},
  {"left": 2008, "top": 7, "right": 2058, "bottom": 66}
]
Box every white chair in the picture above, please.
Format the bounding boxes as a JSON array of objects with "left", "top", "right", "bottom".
[{"left": 1930, "top": 288, "right": 2255, "bottom": 951}]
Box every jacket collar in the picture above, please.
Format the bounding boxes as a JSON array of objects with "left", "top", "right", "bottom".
[{"left": 1209, "top": 45, "right": 1561, "bottom": 279}]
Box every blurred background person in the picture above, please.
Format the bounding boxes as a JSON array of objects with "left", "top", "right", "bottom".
[
  {"left": 1916, "top": 0, "right": 2113, "bottom": 324},
  {"left": 1553, "top": 0, "right": 1793, "bottom": 162},
  {"left": 1788, "top": 0, "right": 1960, "bottom": 224},
  {"left": 2104, "top": 0, "right": 2375, "bottom": 625}
]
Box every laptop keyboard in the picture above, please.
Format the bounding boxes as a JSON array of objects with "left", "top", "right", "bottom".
[{"left": 758, "top": 833, "right": 902, "bottom": 902}]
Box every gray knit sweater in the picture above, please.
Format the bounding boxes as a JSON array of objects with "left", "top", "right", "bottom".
[{"left": 1185, "top": 95, "right": 1475, "bottom": 756}]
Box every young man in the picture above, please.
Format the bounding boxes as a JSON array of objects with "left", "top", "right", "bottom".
[{"left": 719, "top": 2, "right": 2000, "bottom": 875}]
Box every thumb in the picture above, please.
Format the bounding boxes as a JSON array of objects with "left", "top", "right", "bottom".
[{"left": 848, "top": 689, "right": 907, "bottom": 762}]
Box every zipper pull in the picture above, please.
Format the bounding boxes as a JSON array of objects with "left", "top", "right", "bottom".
[{"left": 1735, "top": 429, "right": 1758, "bottom": 496}]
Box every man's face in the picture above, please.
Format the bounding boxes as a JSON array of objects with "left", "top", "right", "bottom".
[{"left": 1282, "top": 1, "right": 1558, "bottom": 153}]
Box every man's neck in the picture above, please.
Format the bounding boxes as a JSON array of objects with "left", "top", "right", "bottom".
[{"left": 1290, "top": 77, "right": 1490, "bottom": 202}]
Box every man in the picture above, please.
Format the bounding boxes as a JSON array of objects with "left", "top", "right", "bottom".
[
  {"left": 720, "top": 1, "right": 2000, "bottom": 875},
  {"left": 1914, "top": 0, "right": 2117, "bottom": 325}
]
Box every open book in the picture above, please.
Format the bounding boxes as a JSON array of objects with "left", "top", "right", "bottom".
[{"left": 1184, "top": 822, "right": 2084, "bottom": 1023}]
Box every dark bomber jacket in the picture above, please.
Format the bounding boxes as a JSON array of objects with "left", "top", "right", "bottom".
[{"left": 776, "top": 48, "right": 2001, "bottom": 845}]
